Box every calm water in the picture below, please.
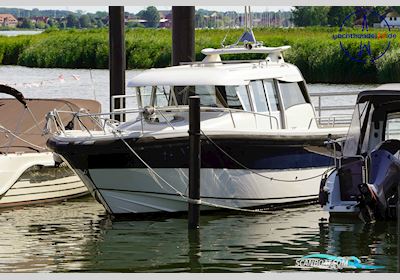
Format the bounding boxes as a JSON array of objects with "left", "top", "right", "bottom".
[
  {"left": 0, "top": 65, "right": 397, "bottom": 272},
  {"left": 0, "top": 197, "right": 397, "bottom": 272},
  {"left": 0, "top": 30, "right": 44, "bottom": 37}
]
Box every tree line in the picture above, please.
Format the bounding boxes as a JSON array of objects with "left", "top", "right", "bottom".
[{"left": 292, "top": 6, "right": 400, "bottom": 27}]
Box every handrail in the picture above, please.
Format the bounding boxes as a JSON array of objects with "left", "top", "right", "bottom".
[
  {"left": 308, "top": 114, "right": 353, "bottom": 129},
  {"left": 309, "top": 91, "right": 358, "bottom": 119},
  {"left": 45, "top": 106, "right": 282, "bottom": 137},
  {"left": 48, "top": 90, "right": 362, "bottom": 137},
  {"left": 112, "top": 90, "right": 360, "bottom": 128},
  {"left": 309, "top": 91, "right": 359, "bottom": 97}
]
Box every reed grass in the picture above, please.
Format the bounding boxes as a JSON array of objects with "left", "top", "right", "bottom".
[{"left": 0, "top": 27, "right": 399, "bottom": 83}]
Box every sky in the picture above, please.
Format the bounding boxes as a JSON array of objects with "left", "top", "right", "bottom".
[{"left": 3, "top": 6, "right": 293, "bottom": 13}]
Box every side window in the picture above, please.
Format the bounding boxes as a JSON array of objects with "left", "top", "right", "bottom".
[
  {"left": 250, "top": 80, "right": 269, "bottom": 112},
  {"left": 279, "top": 81, "right": 307, "bottom": 109},
  {"left": 263, "top": 80, "right": 279, "bottom": 111},
  {"left": 236, "top": 85, "right": 251, "bottom": 111},
  {"left": 195, "top": 85, "right": 217, "bottom": 107},
  {"left": 385, "top": 113, "right": 400, "bottom": 140},
  {"left": 138, "top": 86, "right": 152, "bottom": 107},
  {"left": 153, "top": 86, "right": 170, "bottom": 107},
  {"left": 218, "top": 86, "right": 243, "bottom": 110}
]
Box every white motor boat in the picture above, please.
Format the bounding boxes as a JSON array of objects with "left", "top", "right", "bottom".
[
  {"left": 46, "top": 31, "right": 349, "bottom": 215},
  {"left": 319, "top": 84, "right": 400, "bottom": 222},
  {"left": 0, "top": 85, "right": 101, "bottom": 207}
]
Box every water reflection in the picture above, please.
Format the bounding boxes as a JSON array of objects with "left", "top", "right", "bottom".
[
  {"left": 0, "top": 196, "right": 106, "bottom": 272},
  {"left": 0, "top": 198, "right": 397, "bottom": 272},
  {"left": 80, "top": 205, "right": 398, "bottom": 272}
]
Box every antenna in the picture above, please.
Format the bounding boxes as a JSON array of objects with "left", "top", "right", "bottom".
[
  {"left": 219, "top": 6, "right": 264, "bottom": 50},
  {"left": 248, "top": 6, "right": 252, "bottom": 29},
  {"left": 244, "top": 6, "right": 247, "bottom": 29}
]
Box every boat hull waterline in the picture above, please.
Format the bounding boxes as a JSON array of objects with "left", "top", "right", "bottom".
[{"left": 48, "top": 136, "right": 335, "bottom": 214}]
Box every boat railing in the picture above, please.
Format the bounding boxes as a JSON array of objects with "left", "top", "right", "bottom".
[
  {"left": 45, "top": 106, "right": 282, "bottom": 136},
  {"left": 45, "top": 90, "right": 360, "bottom": 136},
  {"left": 112, "top": 90, "right": 359, "bottom": 129},
  {"left": 308, "top": 114, "right": 353, "bottom": 129},
  {"left": 309, "top": 90, "right": 358, "bottom": 118}
]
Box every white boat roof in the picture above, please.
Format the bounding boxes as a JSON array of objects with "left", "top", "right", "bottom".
[
  {"left": 128, "top": 61, "right": 303, "bottom": 87},
  {"left": 201, "top": 46, "right": 291, "bottom": 55}
]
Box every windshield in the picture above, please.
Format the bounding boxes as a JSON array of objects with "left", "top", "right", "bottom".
[
  {"left": 343, "top": 101, "right": 372, "bottom": 157},
  {"left": 278, "top": 81, "right": 308, "bottom": 109},
  {"left": 136, "top": 85, "right": 248, "bottom": 110}
]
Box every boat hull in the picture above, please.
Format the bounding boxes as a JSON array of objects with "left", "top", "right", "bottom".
[
  {"left": 48, "top": 135, "right": 335, "bottom": 214},
  {"left": 0, "top": 174, "right": 89, "bottom": 207},
  {"left": 80, "top": 167, "right": 325, "bottom": 214},
  {"left": 0, "top": 153, "right": 88, "bottom": 207}
]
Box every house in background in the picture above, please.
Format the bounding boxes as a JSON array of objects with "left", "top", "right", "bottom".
[
  {"left": 32, "top": 16, "right": 49, "bottom": 25},
  {"left": 158, "top": 10, "right": 172, "bottom": 28},
  {"left": 380, "top": 11, "right": 400, "bottom": 28},
  {"left": 0, "top": 14, "right": 18, "bottom": 28}
]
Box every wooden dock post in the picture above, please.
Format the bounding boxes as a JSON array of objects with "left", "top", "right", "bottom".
[
  {"left": 172, "top": 6, "right": 195, "bottom": 66},
  {"left": 171, "top": 6, "right": 198, "bottom": 228},
  {"left": 188, "top": 96, "right": 201, "bottom": 229},
  {"left": 109, "top": 6, "right": 126, "bottom": 121}
]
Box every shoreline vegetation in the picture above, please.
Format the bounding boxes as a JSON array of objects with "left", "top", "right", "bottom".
[{"left": 0, "top": 28, "right": 399, "bottom": 84}]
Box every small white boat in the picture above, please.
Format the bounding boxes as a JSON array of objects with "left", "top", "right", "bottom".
[
  {"left": 46, "top": 30, "right": 349, "bottom": 215},
  {"left": 0, "top": 85, "right": 101, "bottom": 207},
  {"left": 319, "top": 84, "right": 400, "bottom": 222}
]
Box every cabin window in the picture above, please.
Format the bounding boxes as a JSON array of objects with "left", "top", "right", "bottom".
[
  {"left": 250, "top": 80, "right": 269, "bottom": 112},
  {"left": 137, "top": 86, "right": 152, "bottom": 107},
  {"left": 172, "top": 85, "right": 249, "bottom": 109},
  {"left": 137, "top": 86, "right": 173, "bottom": 107},
  {"left": 236, "top": 85, "right": 251, "bottom": 111},
  {"left": 153, "top": 86, "right": 171, "bottom": 107},
  {"left": 263, "top": 80, "right": 279, "bottom": 111},
  {"left": 278, "top": 81, "right": 307, "bottom": 109},
  {"left": 195, "top": 85, "right": 223, "bottom": 107},
  {"left": 216, "top": 86, "right": 243, "bottom": 110},
  {"left": 385, "top": 112, "right": 400, "bottom": 141}
]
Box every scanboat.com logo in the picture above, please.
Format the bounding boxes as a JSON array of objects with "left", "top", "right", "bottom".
[{"left": 296, "top": 254, "right": 384, "bottom": 270}]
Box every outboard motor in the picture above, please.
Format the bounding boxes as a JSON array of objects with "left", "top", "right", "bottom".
[{"left": 356, "top": 140, "right": 400, "bottom": 221}]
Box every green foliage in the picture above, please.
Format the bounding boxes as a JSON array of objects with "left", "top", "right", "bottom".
[
  {"left": 66, "top": 14, "right": 80, "bottom": 28},
  {"left": 0, "top": 27, "right": 399, "bottom": 83},
  {"left": 79, "top": 15, "right": 92, "bottom": 28},
  {"left": 127, "top": 22, "right": 145, "bottom": 28},
  {"left": 20, "top": 18, "right": 34, "bottom": 29},
  {"left": 327, "top": 7, "right": 355, "bottom": 27},
  {"left": 35, "top": 21, "right": 46, "bottom": 29},
  {"left": 141, "top": 6, "right": 160, "bottom": 28},
  {"left": 292, "top": 7, "right": 330, "bottom": 26},
  {"left": 376, "top": 48, "right": 400, "bottom": 83}
]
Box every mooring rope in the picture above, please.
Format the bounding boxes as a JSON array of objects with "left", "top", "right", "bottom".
[
  {"left": 200, "top": 129, "right": 334, "bottom": 183},
  {"left": 117, "top": 134, "right": 275, "bottom": 214}
]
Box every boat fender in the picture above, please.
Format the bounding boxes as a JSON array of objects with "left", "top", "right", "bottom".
[{"left": 318, "top": 175, "right": 328, "bottom": 207}]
